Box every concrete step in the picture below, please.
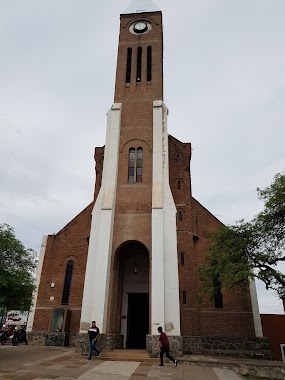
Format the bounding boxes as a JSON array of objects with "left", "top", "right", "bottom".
[{"left": 99, "top": 349, "right": 155, "bottom": 361}]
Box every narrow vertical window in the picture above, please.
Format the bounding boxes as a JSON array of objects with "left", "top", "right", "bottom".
[
  {"left": 136, "top": 47, "right": 142, "bottom": 82},
  {"left": 147, "top": 46, "right": 152, "bottom": 81},
  {"left": 180, "top": 252, "right": 185, "bottom": 266},
  {"left": 182, "top": 291, "right": 187, "bottom": 304},
  {"left": 61, "top": 260, "right": 73, "bottom": 305},
  {"left": 214, "top": 275, "right": 223, "bottom": 308},
  {"left": 178, "top": 180, "right": 181, "bottom": 189},
  {"left": 178, "top": 210, "right": 183, "bottom": 222},
  {"left": 128, "top": 148, "right": 143, "bottom": 183},
  {"left": 128, "top": 148, "right": 135, "bottom": 183},
  {"left": 126, "top": 47, "right": 132, "bottom": 84},
  {"left": 136, "top": 148, "right": 143, "bottom": 182}
]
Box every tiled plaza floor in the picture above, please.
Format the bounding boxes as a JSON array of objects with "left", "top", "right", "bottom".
[{"left": 0, "top": 346, "right": 243, "bottom": 380}]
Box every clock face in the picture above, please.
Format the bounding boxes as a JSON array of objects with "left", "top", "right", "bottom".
[{"left": 133, "top": 21, "right": 148, "bottom": 34}]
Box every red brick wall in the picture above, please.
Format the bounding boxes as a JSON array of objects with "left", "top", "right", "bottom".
[
  {"left": 261, "top": 314, "right": 285, "bottom": 360},
  {"left": 114, "top": 12, "right": 163, "bottom": 103},
  {"left": 33, "top": 202, "right": 93, "bottom": 344},
  {"left": 169, "top": 135, "right": 255, "bottom": 337}
]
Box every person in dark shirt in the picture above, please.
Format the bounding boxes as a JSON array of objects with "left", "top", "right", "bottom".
[
  {"left": 87, "top": 321, "right": 102, "bottom": 360},
  {"left": 156, "top": 326, "right": 177, "bottom": 367}
]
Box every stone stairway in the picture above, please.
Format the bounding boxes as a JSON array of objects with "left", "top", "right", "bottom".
[{"left": 99, "top": 349, "right": 155, "bottom": 362}]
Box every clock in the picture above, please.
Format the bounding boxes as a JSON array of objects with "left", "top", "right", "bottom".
[{"left": 133, "top": 21, "right": 148, "bottom": 34}]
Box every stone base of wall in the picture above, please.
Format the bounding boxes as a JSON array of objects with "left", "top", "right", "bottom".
[
  {"left": 28, "top": 332, "right": 272, "bottom": 360},
  {"left": 27, "top": 332, "right": 69, "bottom": 347},
  {"left": 146, "top": 335, "right": 183, "bottom": 358},
  {"left": 183, "top": 336, "right": 203, "bottom": 354},
  {"left": 45, "top": 333, "right": 69, "bottom": 347},
  {"left": 27, "top": 332, "right": 47, "bottom": 346},
  {"left": 183, "top": 336, "right": 272, "bottom": 360},
  {"left": 75, "top": 334, "right": 123, "bottom": 355}
]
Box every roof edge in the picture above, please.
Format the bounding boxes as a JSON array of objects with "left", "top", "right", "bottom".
[{"left": 123, "top": 0, "right": 160, "bottom": 15}]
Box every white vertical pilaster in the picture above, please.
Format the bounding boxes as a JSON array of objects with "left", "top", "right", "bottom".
[
  {"left": 80, "top": 103, "right": 122, "bottom": 333},
  {"left": 161, "top": 104, "right": 181, "bottom": 335},
  {"left": 26, "top": 235, "right": 48, "bottom": 332},
  {"left": 249, "top": 278, "right": 263, "bottom": 337},
  {"left": 151, "top": 100, "right": 181, "bottom": 336},
  {"left": 151, "top": 101, "right": 165, "bottom": 334}
]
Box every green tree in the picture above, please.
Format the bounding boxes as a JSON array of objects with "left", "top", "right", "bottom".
[
  {"left": 198, "top": 172, "right": 285, "bottom": 300},
  {"left": 0, "top": 223, "right": 37, "bottom": 319}
]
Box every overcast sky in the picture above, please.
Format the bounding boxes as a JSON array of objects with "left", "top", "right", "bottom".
[{"left": 1, "top": 0, "right": 284, "bottom": 314}]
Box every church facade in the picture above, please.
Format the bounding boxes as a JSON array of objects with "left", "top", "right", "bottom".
[{"left": 27, "top": 0, "right": 264, "bottom": 355}]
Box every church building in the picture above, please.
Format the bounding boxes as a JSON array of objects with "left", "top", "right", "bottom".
[{"left": 27, "top": 0, "right": 265, "bottom": 356}]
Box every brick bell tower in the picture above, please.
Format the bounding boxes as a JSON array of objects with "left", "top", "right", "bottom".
[{"left": 79, "top": 0, "right": 182, "bottom": 350}]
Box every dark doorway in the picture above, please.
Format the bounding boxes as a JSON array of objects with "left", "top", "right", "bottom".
[{"left": 127, "top": 293, "right": 149, "bottom": 348}]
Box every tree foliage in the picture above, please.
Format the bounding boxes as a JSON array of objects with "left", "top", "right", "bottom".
[
  {"left": 0, "top": 223, "right": 37, "bottom": 312},
  {"left": 198, "top": 172, "right": 285, "bottom": 299}
]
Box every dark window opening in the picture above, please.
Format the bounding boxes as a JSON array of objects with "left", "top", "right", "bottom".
[
  {"left": 126, "top": 47, "right": 132, "bottom": 84},
  {"left": 178, "top": 210, "right": 182, "bottom": 222},
  {"left": 128, "top": 148, "right": 143, "bottom": 183},
  {"left": 61, "top": 260, "right": 73, "bottom": 305},
  {"left": 128, "top": 148, "right": 136, "bottom": 183},
  {"left": 136, "top": 47, "right": 142, "bottom": 82},
  {"left": 213, "top": 275, "right": 223, "bottom": 308},
  {"left": 180, "top": 252, "right": 185, "bottom": 265},
  {"left": 176, "top": 154, "right": 180, "bottom": 163},
  {"left": 136, "top": 148, "right": 143, "bottom": 182},
  {"left": 147, "top": 46, "right": 152, "bottom": 81},
  {"left": 182, "top": 291, "right": 187, "bottom": 304},
  {"left": 178, "top": 180, "right": 181, "bottom": 189}
]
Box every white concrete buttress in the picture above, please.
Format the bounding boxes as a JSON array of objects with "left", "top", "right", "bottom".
[
  {"left": 249, "top": 278, "right": 263, "bottom": 337},
  {"left": 151, "top": 100, "right": 181, "bottom": 336},
  {"left": 27, "top": 235, "right": 48, "bottom": 332},
  {"left": 80, "top": 103, "right": 122, "bottom": 333}
]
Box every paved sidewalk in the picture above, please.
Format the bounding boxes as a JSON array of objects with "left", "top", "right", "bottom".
[{"left": 0, "top": 346, "right": 243, "bottom": 380}]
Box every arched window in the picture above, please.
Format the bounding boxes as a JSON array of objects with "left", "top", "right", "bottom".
[
  {"left": 128, "top": 148, "right": 143, "bottom": 183},
  {"left": 61, "top": 260, "right": 73, "bottom": 305},
  {"left": 182, "top": 291, "right": 187, "bottom": 304},
  {"left": 147, "top": 46, "right": 152, "bottom": 81},
  {"left": 126, "top": 47, "right": 132, "bottom": 83},
  {"left": 178, "top": 180, "right": 181, "bottom": 189},
  {"left": 180, "top": 252, "right": 185, "bottom": 266},
  {"left": 213, "top": 275, "right": 223, "bottom": 308},
  {"left": 178, "top": 210, "right": 183, "bottom": 222}
]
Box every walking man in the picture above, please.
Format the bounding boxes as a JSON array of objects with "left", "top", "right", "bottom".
[
  {"left": 87, "top": 321, "right": 102, "bottom": 360},
  {"left": 156, "top": 326, "right": 177, "bottom": 367}
]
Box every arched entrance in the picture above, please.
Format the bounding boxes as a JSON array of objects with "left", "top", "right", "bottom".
[{"left": 115, "top": 241, "right": 150, "bottom": 348}]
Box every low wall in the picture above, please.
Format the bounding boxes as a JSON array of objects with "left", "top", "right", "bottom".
[
  {"left": 183, "top": 336, "right": 272, "bottom": 359},
  {"left": 27, "top": 332, "right": 47, "bottom": 346},
  {"left": 75, "top": 334, "right": 123, "bottom": 355},
  {"left": 146, "top": 335, "right": 183, "bottom": 358},
  {"left": 28, "top": 332, "right": 272, "bottom": 360},
  {"left": 27, "top": 332, "right": 69, "bottom": 347}
]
